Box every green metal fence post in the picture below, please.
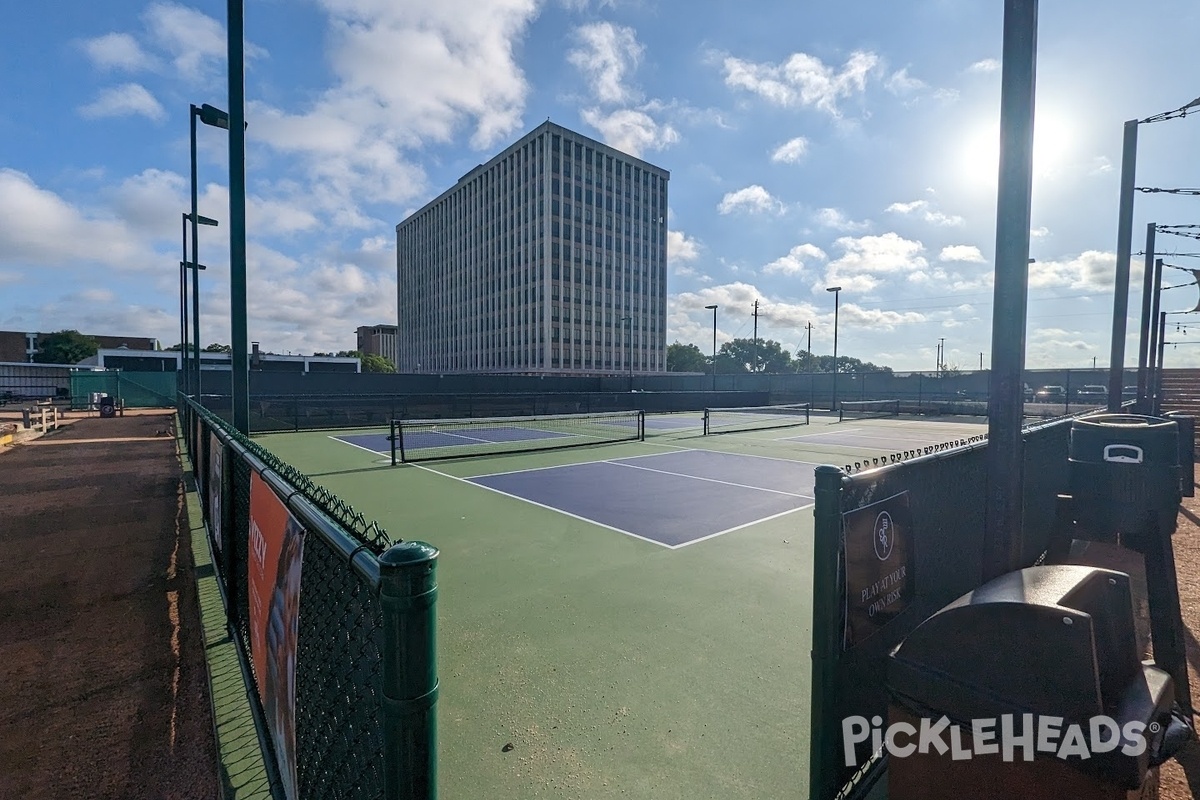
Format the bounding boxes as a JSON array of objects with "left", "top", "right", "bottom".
[
  {"left": 378, "top": 540, "right": 439, "bottom": 800},
  {"left": 809, "top": 465, "right": 846, "bottom": 800}
]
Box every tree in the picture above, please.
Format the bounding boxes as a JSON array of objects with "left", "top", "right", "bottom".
[
  {"left": 204, "top": 343, "right": 232, "bottom": 353},
  {"left": 33, "top": 330, "right": 99, "bottom": 364},
  {"left": 337, "top": 349, "right": 395, "bottom": 373},
  {"left": 163, "top": 343, "right": 183, "bottom": 351},
  {"left": 361, "top": 354, "right": 396, "bottom": 373},
  {"left": 714, "top": 337, "right": 796, "bottom": 374},
  {"left": 667, "top": 341, "right": 708, "bottom": 372}
]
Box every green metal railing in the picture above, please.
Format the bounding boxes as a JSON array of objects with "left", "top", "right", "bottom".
[{"left": 180, "top": 394, "right": 438, "bottom": 799}]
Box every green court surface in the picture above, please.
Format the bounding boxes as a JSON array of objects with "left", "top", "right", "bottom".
[{"left": 257, "top": 412, "right": 986, "bottom": 800}]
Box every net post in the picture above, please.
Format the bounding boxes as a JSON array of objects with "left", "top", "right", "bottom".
[
  {"left": 805, "top": 404, "right": 810, "bottom": 425},
  {"left": 377, "top": 541, "right": 440, "bottom": 800},
  {"left": 638, "top": 410, "right": 645, "bottom": 441},
  {"left": 703, "top": 408, "right": 710, "bottom": 436},
  {"left": 391, "top": 420, "right": 398, "bottom": 467}
]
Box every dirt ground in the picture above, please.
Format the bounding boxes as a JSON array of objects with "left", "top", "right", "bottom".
[
  {"left": 0, "top": 410, "right": 217, "bottom": 799},
  {"left": 1157, "top": 481, "right": 1200, "bottom": 800}
]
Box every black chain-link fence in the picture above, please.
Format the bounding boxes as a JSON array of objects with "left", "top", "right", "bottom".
[{"left": 179, "top": 395, "right": 437, "bottom": 800}]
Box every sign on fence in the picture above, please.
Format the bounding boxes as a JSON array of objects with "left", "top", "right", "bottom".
[
  {"left": 249, "top": 471, "right": 305, "bottom": 800},
  {"left": 208, "top": 432, "right": 223, "bottom": 553},
  {"left": 843, "top": 490, "right": 914, "bottom": 649}
]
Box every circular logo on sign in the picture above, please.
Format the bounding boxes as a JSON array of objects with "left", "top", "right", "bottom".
[{"left": 874, "top": 511, "right": 894, "bottom": 561}]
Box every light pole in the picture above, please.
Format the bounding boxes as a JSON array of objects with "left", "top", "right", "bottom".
[
  {"left": 1107, "top": 94, "right": 1200, "bottom": 410},
  {"left": 621, "top": 315, "right": 633, "bottom": 391},
  {"left": 826, "top": 287, "right": 841, "bottom": 411},
  {"left": 938, "top": 337, "right": 946, "bottom": 378},
  {"left": 180, "top": 215, "right": 190, "bottom": 391},
  {"left": 190, "top": 102, "right": 230, "bottom": 402},
  {"left": 704, "top": 305, "right": 718, "bottom": 391},
  {"left": 226, "top": 0, "right": 250, "bottom": 434},
  {"left": 182, "top": 211, "right": 218, "bottom": 396}
]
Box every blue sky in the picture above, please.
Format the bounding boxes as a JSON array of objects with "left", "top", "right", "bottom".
[{"left": 2, "top": 0, "right": 1199, "bottom": 370}]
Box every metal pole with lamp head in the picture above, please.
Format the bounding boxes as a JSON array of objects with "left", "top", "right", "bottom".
[
  {"left": 826, "top": 287, "right": 841, "bottom": 411},
  {"left": 190, "top": 103, "right": 230, "bottom": 404},
  {"left": 704, "top": 305, "right": 717, "bottom": 391}
]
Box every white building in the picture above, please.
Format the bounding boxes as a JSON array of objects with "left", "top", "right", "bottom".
[{"left": 395, "top": 121, "right": 669, "bottom": 375}]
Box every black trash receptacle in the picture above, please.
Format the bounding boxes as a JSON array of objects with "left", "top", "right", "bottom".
[
  {"left": 886, "top": 564, "right": 1175, "bottom": 800},
  {"left": 1162, "top": 411, "right": 1196, "bottom": 498},
  {"left": 99, "top": 394, "right": 116, "bottom": 418},
  {"left": 1068, "top": 413, "right": 1180, "bottom": 547}
]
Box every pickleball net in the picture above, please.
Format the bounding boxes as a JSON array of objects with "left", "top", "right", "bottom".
[
  {"left": 838, "top": 399, "right": 901, "bottom": 422},
  {"left": 703, "top": 403, "right": 811, "bottom": 435},
  {"left": 391, "top": 409, "right": 645, "bottom": 463}
]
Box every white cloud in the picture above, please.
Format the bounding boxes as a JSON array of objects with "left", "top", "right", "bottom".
[
  {"left": 78, "top": 83, "right": 167, "bottom": 122},
  {"left": 814, "top": 207, "right": 870, "bottom": 232},
  {"left": 667, "top": 229, "right": 701, "bottom": 264},
  {"left": 0, "top": 169, "right": 160, "bottom": 272},
  {"left": 568, "top": 22, "right": 643, "bottom": 105},
  {"left": 580, "top": 108, "right": 679, "bottom": 157},
  {"left": 939, "top": 245, "right": 986, "bottom": 263},
  {"left": 763, "top": 243, "right": 826, "bottom": 275},
  {"left": 1031, "top": 226, "right": 1051, "bottom": 238},
  {"left": 823, "top": 232, "right": 929, "bottom": 291},
  {"left": 770, "top": 137, "right": 809, "bottom": 164},
  {"left": 718, "top": 185, "right": 783, "bottom": 215},
  {"left": 1029, "top": 250, "right": 1121, "bottom": 291},
  {"left": 80, "top": 33, "right": 156, "bottom": 72},
  {"left": 885, "top": 199, "right": 964, "bottom": 227},
  {"left": 143, "top": 2, "right": 252, "bottom": 81},
  {"left": 969, "top": 58, "right": 1001, "bottom": 73},
  {"left": 1089, "top": 156, "right": 1114, "bottom": 175},
  {"left": 885, "top": 67, "right": 927, "bottom": 95},
  {"left": 723, "top": 50, "right": 879, "bottom": 117},
  {"left": 247, "top": 0, "right": 539, "bottom": 220}
]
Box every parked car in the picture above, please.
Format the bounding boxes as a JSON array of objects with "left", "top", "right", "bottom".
[
  {"left": 1035, "top": 385, "right": 1066, "bottom": 402},
  {"left": 1074, "top": 385, "right": 1107, "bottom": 403}
]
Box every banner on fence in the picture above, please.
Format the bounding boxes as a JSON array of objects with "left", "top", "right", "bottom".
[
  {"left": 248, "top": 471, "right": 305, "bottom": 800},
  {"left": 843, "top": 490, "right": 914, "bottom": 649},
  {"left": 208, "top": 431, "right": 223, "bottom": 553},
  {"left": 193, "top": 414, "right": 204, "bottom": 498}
]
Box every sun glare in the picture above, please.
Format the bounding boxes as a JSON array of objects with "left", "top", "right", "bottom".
[{"left": 957, "top": 111, "right": 1074, "bottom": 191}]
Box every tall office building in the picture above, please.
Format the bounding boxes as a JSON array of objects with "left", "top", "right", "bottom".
[{"left": 396, "top": 121, "right": 669, "bottom": 374}]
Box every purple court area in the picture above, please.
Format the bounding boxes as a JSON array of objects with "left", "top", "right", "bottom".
[
  {"left": 644, "top": 415, "right": 702, "bottom": 430},
  {"left": 467, "top": 449, "right": 815, "bottom": 548},
  {"left": 334, "top": 425, "right": 573, "bottom": 455}
]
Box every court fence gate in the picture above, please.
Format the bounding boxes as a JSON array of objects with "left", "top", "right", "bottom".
[
  {"left": 179, "top": 394, "right": 439, "bottom": 800},
  {"left": 71, "top": 370, "right": 178, "bottom": 409}
]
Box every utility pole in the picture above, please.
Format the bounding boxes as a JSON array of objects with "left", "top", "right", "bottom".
[
  {"left": 938, "top": 337, "right": 946, "bottom": 378},
  {"left": 980, "top": 352, "right": 984, "bottom": 371},
  {"left": 805, "top": 322, "right": 813, "bottom": 355},
  {"left": 752, "top": 300, "right": 760, "bottom": 373}
]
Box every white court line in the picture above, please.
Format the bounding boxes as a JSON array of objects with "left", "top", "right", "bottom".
[
  {"left": 463, "top": 448, "right": 701, "bottom": 480},
  {"left": 776, "top": 427, "right": 863, "bottom": 440},
  {"left": 429, "top": 429, "right": 501, "bottom": 444},
  {"left": 419, "top": 458, "right": 814, "bottom": 551},
  {"left": 609, "top": 460, "right": 813, "bottom": 499},
  {"left": 411, "top": 463, "right": 674, "bottom": 550},
  {"left": 328, "top": 434, "right": 390, "bottom": 457},
  {"left": 669, "top": 503, "right": 814, "bottom": 550}
]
